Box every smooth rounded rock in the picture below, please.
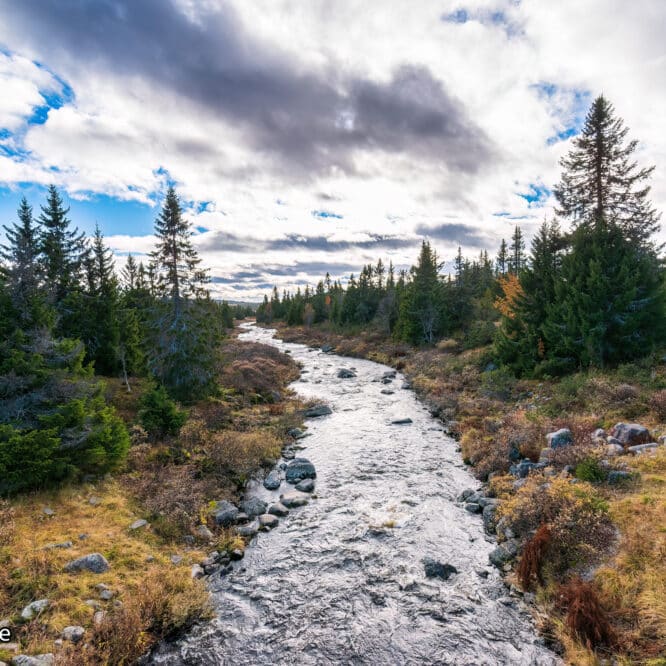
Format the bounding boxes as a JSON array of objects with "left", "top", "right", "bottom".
[
  {"left": 258, "top": 514, "right": 279, "bottom": 529},
  {"left": 263, "top": 470, "right": 281, "bottom": 490},
  {"left": 213, "top": 500, "right": 239, "bottom": 526},
  {"left": 295, "top": 478, "right": 315, "bottom": 492},
  {"left": 236, "top": 521, "right": 260, "bottom": 537},
  {"left": 280, "top": 490, "right": 310, "bottom": 508},
  {"left": 285, "top": 458, "right": 316, "bottom": 483},
  {"left": 61, "top": 626, "right": 85, "bottom": 643},
  {"left": 240, "top": 497, "right": 268, "bottom": 517},
  {"left": 268, "top": 502, "right": 290, "bottom": 517},
  {"left": 64, "top": 553, "right": 109, "bottom": 574}
]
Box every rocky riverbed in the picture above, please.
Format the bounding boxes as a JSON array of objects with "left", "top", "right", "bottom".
[{"left": 148, "top": 323, "right": 560, "bottom": 666}]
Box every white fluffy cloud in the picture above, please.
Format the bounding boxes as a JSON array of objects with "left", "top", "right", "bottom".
[{"left": 0, "top": 0, "right": 664, "bottom": 300}]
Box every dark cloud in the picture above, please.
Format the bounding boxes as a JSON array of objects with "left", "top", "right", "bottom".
[
  {"left": 6, "top": 0, "right": 494, "bottom": 176},
  {"left": 200, "top": 230, "right": 418, "bottom": 254},
  {"left": 414, "top": 222, "right": 488, "bottom": 247},
  {"left": 258, "top": 261, "right": 360, "bottom": 276}
]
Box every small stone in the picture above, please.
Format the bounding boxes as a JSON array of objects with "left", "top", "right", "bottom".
[
  {"left": 304, "top": 405, "right": 332, "bottom": 418},
  {"left": 390, "top": 418, "right": 413, "bottom": 425},
  {"left": 21, "top": 599, "right": 49, "bottom": 620},
  {"left": 78, "top": 534, "right": 88, "bottom": 540},
  {"left": 44, "top": 540, "right": 72, "bottom": 550},
  {"left": 294, "top": 478, "right": 315, "bottom": 492},
  {"left": 170, "top": 555, "right": 183, "bottom": 565},
  {"left": 42, "top": 507, "right": 55, "bottom": 516},
  {"left": 258, "top": 514, "right": 279, "bottom": 530},
  {"left": 145, "top": 555, "right": 155, "bottom": 563},
  {"left": 11, "top": 655, "right": 54, "bottom": 666},
  {"left": 129, "top": 519, "right": 148, "bottom": 530},
  {"left": 489, "top": 540, "right": 519, "bottom": 568},
  {"left": 64, "top": 553, "right": 110, "bottom": 574},
  {"left": 606, "top": 443, "right": 624, "bottom": 457},
  {"left": 280, "top": 490, "right": 310, "bottom": 508},
  {"left": 337, "top": 368, "right": 356, "bottom": 379},
  {"left": 85, "top": 600, "right": 101, "bottom": 610},
  {"left": 191, "top": 564, "right": 205, "bottom": 579},
  {"left": 230, "top": 548, "right": 244, "bottom": 561},
  {"left": 423, "top": 558, "right": 458, "bottom": 580},
  {"left": 592, "top": 428, "right": 607, "bottom": 440},
  {"left": 88, "top": 497, "right": 101, "bottom": 506},
  {"left": 93, "top": 611, "right": 106, "bottom": 627},
  {"left": 236, "top": 521, "right": 259, "bottom": 537},
  {"left": 380, "top": 389, "right": 394, "bottom": 395},
  {"left": 99, "top": 589, "right": 113, "bottom": 601},
  {"left": 608, "top": 470, "right": 633, "bottom": 485},
  {"left": 628, "top": 443, "right": 659, "bottom": 454},
  {"left": 465, "top": 503, "right": 482, "bottom": 514},
  {"left": 268, "top": 502, "right": 289, "bottom": 517},
  {"left": 196, "top": 524, "right": 214, "bottom": 540},
  {"left": 61, "top": 626, "right": 85, "bottom": 643}
]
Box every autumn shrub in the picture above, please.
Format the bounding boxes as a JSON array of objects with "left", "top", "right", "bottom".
[
  {"left": 556, "top": 578, "right": 616, "bottom": 650},
  {"left": 650, "top": 389, "right": 666, "bottom": 420},
  {"left": 56, "top": 569, "right": 211, "bottom": 665},
  {"left": 218, "top": 340, "right": 299, "bottom": 401},
  {"left": 517, "top": 524, "right": 551, "bottom": 590},
  {"left": 201, "top": 430, "right": 281, "bottom": 484},
  {"left": 499, "top": 476, "right": 615, "bottom": 580},
  {"left": 460, "top": 427, "right": 510, "bottom": 480}
]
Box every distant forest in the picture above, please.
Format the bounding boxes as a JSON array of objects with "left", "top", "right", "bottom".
[{"left": 257, "top": 96, "right": 666, "bottom": 376}]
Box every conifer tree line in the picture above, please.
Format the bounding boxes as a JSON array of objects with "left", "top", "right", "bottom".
[
  {"left": 0, "top": 185, "right": 238, "bottom": 494},
  {"left": 258, "top": 96, "right": 665, "bottom": 374}
]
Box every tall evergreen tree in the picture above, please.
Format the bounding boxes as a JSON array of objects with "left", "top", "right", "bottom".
[
  {"left": 554, "top": 95, "right": 661, "bottom": 249},
  {"left": 150, "top": 186, "right": 209, "bottom": 316},
  {"left": 147, "top": 187, "right": 218, "bottom": 402},
  {"left": 495, "top": 238, "right": 508, "bottom": 276},
  {"left": 542, "top": 219, "right": 664, "bottom": 371},
  {"left": 0, "top": 197, "right": 47, "bottom": 327},
  {"left": 38, "top": 185, "right": 86, "bottom": 309},
  {"left": 508, "top": 226, "right": 525, "bottom": 274}
]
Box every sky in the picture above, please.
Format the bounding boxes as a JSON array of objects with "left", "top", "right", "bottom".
[{"left": 0, "top": 0, "right": 664, "bottom": 301}]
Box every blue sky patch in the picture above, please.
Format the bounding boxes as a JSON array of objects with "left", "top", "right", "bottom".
[
  {"left": 517, "top": 183, "right": 551, "bottom": 207},
  {"left": 442, "top": 8, "right": 469, "bottom": 23},
  {"left": 312, "top": 209, "right": 343, "bottom": 219}
]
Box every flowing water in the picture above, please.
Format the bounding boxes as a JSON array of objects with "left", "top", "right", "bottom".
[{"left": 149, "top": 324, "right": 560, "bottom": 665}]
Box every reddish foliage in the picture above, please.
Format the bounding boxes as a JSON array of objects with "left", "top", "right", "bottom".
[
  {"left": 557, "top": 578, "right": 616, "bottom": 650},
  {"left": 517, "top": 524, "right": 551, "bottom": 590}
]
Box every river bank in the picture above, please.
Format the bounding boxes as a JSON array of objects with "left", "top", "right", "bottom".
[
  {"left": 0, "top": 334, "right": 305, "bottom": 665},
  {"left": 148, "top": 322, "right": 560, "bottom": 666},
  {"left": 269, "top": 322, "right": 666, "bottom": 666}
]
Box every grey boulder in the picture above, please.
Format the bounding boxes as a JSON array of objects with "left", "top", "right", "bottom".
[
  {"left": 263, "top": 471, "right": 281, "bottom": 490},
  {"left": 546, "top": 428, "right": 573, "bottom": 448},
  {"left": 61, "top": 626, "right": 85, "bottom": 643},
  {"left": 21, "top": 599, "right": 49, "bottom": 620},
  {"left": 285, "top": 458, "right": 316, "bottom": 483},
  {"left": 295, "top": 478, "right": 315, "bottom": 492},
  {"left": 258, "top": 514, "right": 279, "bottom": 530},
  {"left": 240, "top": 497, "right": 268, "bottom": 517},
  {"left": 611, "top": 423, "right": 651, "bottom": 445},
  {"left": 64, "top": 553, "right": 110, "bottom": 574},
  {"left": 337, "top": 368, "right": 356, "bottom": 379},
  {"left": 213, "top": 500, "right": 239, "bottom": 526},
  {"left": 268, "top": 502, "right": 290, "bottom": 517}
]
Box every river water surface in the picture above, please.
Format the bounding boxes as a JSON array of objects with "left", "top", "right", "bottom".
[{"left": 149, "top": 323, "right": 560, "bottom": 665}]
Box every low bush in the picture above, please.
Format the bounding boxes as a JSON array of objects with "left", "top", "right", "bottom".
[
  {"left": 517, "top": 523, "right": 551, "bottom": 590},
  {"left": 138, "top": 385, "right": 188, "bottom": 439},
  {"left": 649, "top": 388, "right": 666, "bottom": 420},
  {"left": 499, "top": 476, "right": 615, "bottom": 580}
]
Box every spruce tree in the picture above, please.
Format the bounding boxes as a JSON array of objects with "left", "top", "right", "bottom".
[
  {"left": 508, "top": 226, "right": 525, "bottom": 274},
  {"left": 495, "top": 238, "right": 508, "bottom": 276},
  {"left": 0, "top": 197, "right": 48, "bottom": 327},
  {"left": 554, "top": 95, "right": 661, "bottom": 249},
  {"left": 542, "top": 220, "right": 664, "bottom": 371},
  {"left": 39, "top": 185, "right": 86, "bottom": 309},
  {"left": 147, "top": 187, "right": 218, "bottom": 402}
]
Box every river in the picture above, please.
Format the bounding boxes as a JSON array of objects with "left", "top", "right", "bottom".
[{"left": 148, "top": 323, "right": 560, "bottom": 665}]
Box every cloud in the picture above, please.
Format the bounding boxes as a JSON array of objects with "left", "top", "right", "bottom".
[
  {"left": 413, "top": 222, "right": 489, "bottom": 246},
  {"left": 2, "top": 0, "right": 493, "bottom": 178}
]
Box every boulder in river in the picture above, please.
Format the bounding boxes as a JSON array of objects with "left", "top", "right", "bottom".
[
  {"left": 482, "top": 504, "right": 498, "bottom": 534},
  {"left": 390, "top": 418, "right": 413, "bottom": 425},
  {"left": 240, "top": 497, "right": 268, "bottom": 517},
  {"left": 285, "top": 458, "right": 317, "bottom": 483},
  {"left": 236, "top": 521, "right": 259, "bottom": 537},
  {"left": 263, "top": 471, "right": 281, "bottom": 490},
  {"left": 280, "top": 490, "right": 310, "bottom": 508},
  {"left": 258, "top": 514, "right": 279, "bottom": 530},
  {"left": 295, "top": 478, "right": 315, "bottom": 492},
  {"left": 611, "top": 422, "right": 650, "bottom": 445},
  {"left": 268, "top": 502, "right": 290, "bottom": 517},
  {"left": 321, "top": 344, "right": 334, "bottom": 353},
  {"left": 423, "top": 558, "right": 458, "bottom": 580},
  {"left": 337, "top": 368, "right": 357, "bottom": 379},
  {"left": 305, "top": 405, "right": 332, "bottom": 418},
  {"left": 380, "top": 389, "right": 394, "bottom": 395},
  {"left": 465, "top": 503, "right": 482, "bottom": 514},
  {"left": 489, "top": 540, "right": 519, "bottom": 568}
]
